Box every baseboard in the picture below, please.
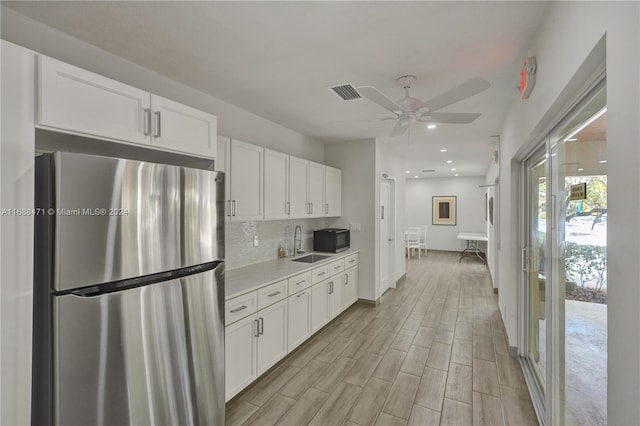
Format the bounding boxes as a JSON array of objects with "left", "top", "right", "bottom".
[
  {"left": 508, "top": 346, "right": 518, "bottom": 358},
  {"left": 357, "top": 298, "right": 380, "bottom": 307}
]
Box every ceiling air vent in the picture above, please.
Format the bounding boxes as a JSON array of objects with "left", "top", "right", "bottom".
[
  {"left": 422, "top": 169, "right": 435, "bottom": 173},
  {"left": 329, "top": 83, "right": 361, "bottom": 101}
]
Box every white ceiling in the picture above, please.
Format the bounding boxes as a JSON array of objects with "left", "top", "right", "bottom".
[{"left": 5, "top": 1, "right": 550, "bottom": 178}]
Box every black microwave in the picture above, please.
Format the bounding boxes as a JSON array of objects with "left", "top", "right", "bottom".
[{"left": 313, "top": 228, "right": 350, "bottom": 253}]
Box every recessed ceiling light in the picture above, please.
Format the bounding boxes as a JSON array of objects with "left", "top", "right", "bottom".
[
  {"left": 454, "top": 174, "right": 459, "bottom": 177},
  {"left": 446, "top": 160, "right": 453, "bottom": 164},
  {"left": 599, "top": 160, "right": 607, "bottom": 164},
  {"left": 405, "top": 170, "right": 410, "bottom": 173},
  {"left": 451, "top": 168, "right": 456, "bottom": 171},
  {"left": 440, "top": 149, "right": 447, "bottom": 152},
  {"left": 578, "top": 168, "right": 584, "bottom": 171},
  {"left": 414, "top": 175, "right": 419, "bottom": 178},
  {"left": 427, "top": 124, "right": 437, "bottom": 129}
]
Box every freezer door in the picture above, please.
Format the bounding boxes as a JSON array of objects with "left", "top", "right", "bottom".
[
  {"left": 54, "top": 262, "right": 224, "bottom": 426},
  {"left": 48, "top": 152, "right": 224, "bottom": 292}
]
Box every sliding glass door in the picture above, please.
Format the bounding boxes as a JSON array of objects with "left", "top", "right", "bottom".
[{"left": 521, "top": 78, "right": 607, "bottom": 425}]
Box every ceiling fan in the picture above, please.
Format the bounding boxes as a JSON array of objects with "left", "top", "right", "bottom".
[{"left": 357, "top": 75, "right": 490, "bottom": 137}]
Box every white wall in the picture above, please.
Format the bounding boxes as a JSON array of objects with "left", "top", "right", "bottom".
[
  {"left": 376, "top": 142, "right": 407, "bottom": 284},
  {"left": 495, "top": 2, "right": 639, "bottom": 423},
  {"left": 405, "top": 177, "right": 487, "bottom": 252},
  {"left": 0, "top": 7, "right": 326, "bottom": 164},
  {"left": 325, "top": 139, "right": 377, "bottom": 301},
  {"left": 1, "top": 41, "right": 36, "bottom": 426}
]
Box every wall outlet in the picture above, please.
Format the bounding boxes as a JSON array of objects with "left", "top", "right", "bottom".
[
  {"left": 253, "top": 235, "right": 259, "bottom": 247},
  {"left": 350, "top": 223, "right": 361, "bottom": 232}
]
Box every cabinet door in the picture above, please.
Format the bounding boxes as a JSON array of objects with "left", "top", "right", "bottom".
[
  {"left": 230, "top": 140, "right": 263, "bottom": 221},
  {"left": 225, "top": 314, "right": 258, "bottom": 401},
  {"left": 308, "top": 162, "right": 325, "bottom": 217},
  {"left": 287, "top": 290, "right": 311, "bottom": 352},
  {"left": 325, "top": 166, "right": 342, "bottom": 217},
  {"left": 217, "top": 136, "right": 231, "bottom": 220},
  {"left": 264, "top": 149, "right": 290, "bottom": 220},
  {"left": 289, "top": 156, "right": 309, "bottom": 218},
  {"left": 328, "top": 278, "right": 344, "bottom": 319},
  {"left": 311, "top": 280, "right": 330, "bottom": 333},
  {"left": 150, "top": 95, "right": 217, "bottom": 158},
  {"left": 344, "top": 267, "right": 358, "bottom": 308},
  {"left": 256, "top": 299, "right": 288, "bottom": 375},
  {"left": 37, "top": 56, "right": 150, "bottom": 145}
]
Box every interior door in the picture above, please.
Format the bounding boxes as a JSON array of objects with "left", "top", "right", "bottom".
[{"left": 380, "top": 180, "right": 390, "bottom": 294}]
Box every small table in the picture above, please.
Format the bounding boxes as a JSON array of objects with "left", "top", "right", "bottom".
[{"left": 457, "top": 232, "right": 488, "bottom": 264}]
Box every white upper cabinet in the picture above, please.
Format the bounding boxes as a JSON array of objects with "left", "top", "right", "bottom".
[
  {"left": 263, "top": 149, "right": 290, "bottom": 220},
  {"left": 229, "top": 140, "right": 263, "bottom": 221},
  {"left": 325, "top": 166, "right": 342, "bottom": 217},
  {"left": 289, "top": 156, "right": 309, "bottom": 218},
  {"left": 150, "top": 95, "right": 217, "bottom": 158},
  {"left": 37, "top": 55, "right": 217, "bottom": 158},
  {"left": 308, "top": 162, "right": 325, "bottom": 218},
  {"left": 217, "top": 136, "right": 231, "bottom": 220},
  {"left": 37, "top": 56, "right": 150, "bottom": 145}
]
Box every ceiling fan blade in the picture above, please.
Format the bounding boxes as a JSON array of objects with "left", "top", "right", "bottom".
[
  {"left": 357, "top": 86, "right": 404, "bottom": 114},
  {"left": 418, "top": 77, "right": 490, "bottom": 113},
  {"left": 389, "top": 121, "right": 408, "bottom": 137},
  {"left": 421, "top": 112, "right": 481, "bottom": 124}
]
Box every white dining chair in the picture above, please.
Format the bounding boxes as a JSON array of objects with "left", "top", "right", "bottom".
[
  {"left": 405, "top": 229, "right": 421, "bottom": 259},
  {"left": 420, "top": 225, "right": 428, "bottom": 255}
]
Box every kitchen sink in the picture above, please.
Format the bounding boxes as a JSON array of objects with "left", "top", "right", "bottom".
[{"left": 290, "top": 254, "right": 331, "bottom": 263}]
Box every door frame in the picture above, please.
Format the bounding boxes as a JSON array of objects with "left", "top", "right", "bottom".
[{"left": 379, "top": 175, "right": 396, "bottom": 298}]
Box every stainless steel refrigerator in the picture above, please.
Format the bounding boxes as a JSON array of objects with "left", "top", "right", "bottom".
[{"left": 33, "top": 152, "right": 225, "bottom": 426}]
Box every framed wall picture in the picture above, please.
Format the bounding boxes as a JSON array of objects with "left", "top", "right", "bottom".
[{"left": 432, "top": 196, "right": 457, "bottom": 226}]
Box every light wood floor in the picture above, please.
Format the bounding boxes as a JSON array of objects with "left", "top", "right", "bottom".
[{"left": 226, "top": 251, "right": 538, "bottom": 426}]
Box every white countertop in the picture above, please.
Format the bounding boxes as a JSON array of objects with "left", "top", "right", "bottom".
[{"left": 225, "top": 248, "right": 360, "bottom": 300}]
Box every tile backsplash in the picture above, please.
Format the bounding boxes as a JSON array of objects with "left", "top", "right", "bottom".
[{"left": 225, "top": 218, "right": 330, "bottom": 270}]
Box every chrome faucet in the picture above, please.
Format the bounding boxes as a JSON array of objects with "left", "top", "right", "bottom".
[{"left": 293, "top": 225, "right": 303, "bottom": 254}]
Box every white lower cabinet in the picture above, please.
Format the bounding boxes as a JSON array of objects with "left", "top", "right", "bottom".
[
  {"left": 287, "top": 289, "right": 311, "bottom": 352},
  {"left": 256, "top": 299, "right": 288, "bottom": 375},
  {"left": 311, "top": 279, "right": 331, "bottom": 333},
  {"left": 344, "top": 266, "right": 358, "bottom": 307},
  {"left": 225, "top": 253, "right": 359, "bottom": 400},
  {"left": 225, "top": 314, "right": 258, "bottom": 401},
  {"left": 225, "top": 298, "right": 287, "bottom": 401},
  {"left": 328, "top": 277, "right": 343, "bottom": 319}
]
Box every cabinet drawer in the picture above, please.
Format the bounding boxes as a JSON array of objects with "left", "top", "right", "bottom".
[
  {"left": 257, "top": 280, "right": 288, "bottom": 309},
  {"left": 311, "top": 264, "right": 330, "bottom": 284},
  {"left": 344, "top": 253, "right": 359, "bottom": 268},
  {"left": 225, "top": 292, "right": 258, "bottom": 325},
  {"left": 288, "top": 271, "right": 312, "bottom": 295},
  {"left": 329, "top": 259, "right": 345, "bottom": 276}
]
